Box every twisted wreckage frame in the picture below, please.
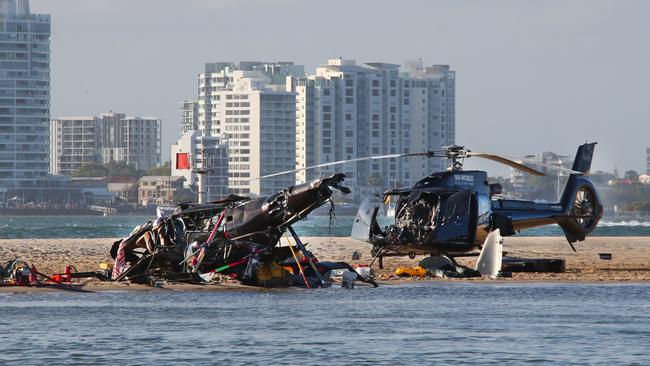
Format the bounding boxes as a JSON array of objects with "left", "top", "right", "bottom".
[{"left": 110, "top": 174, "right": 377, "bottom": 288}]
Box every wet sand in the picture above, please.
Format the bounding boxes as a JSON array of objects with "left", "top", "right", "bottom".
[{"left": 1, "top": 236, "right": 650, "bottom": 292}]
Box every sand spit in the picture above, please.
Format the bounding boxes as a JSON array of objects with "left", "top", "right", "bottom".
[{"left": 1, "top": 236, "right": 649, "bottom": 292}]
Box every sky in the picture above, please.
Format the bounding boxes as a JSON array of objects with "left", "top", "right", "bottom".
[{"left": 32, "top": 0, "right": 650, "bottom": 176}]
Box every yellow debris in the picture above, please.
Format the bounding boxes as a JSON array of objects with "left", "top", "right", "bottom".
[{"left": 395, "top": 266, "right": 426, "bottom": 277}]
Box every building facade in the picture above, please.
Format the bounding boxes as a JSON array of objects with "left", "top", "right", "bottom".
[
  {"left": 171, "top": 130, "right": 229, "bottom": 203},
  {"left": 0, "top": 0, "right": 50, "bottom": 195},
  {"left": 50, "top": 112, "right": 161, "bottom": 175},
  {"left": 115, "top": 116, "right": 161, "bottom": 171},
  {"left": 49, "top": 116, "right": 102, "bottom": 176},
  {"left": 197, "top": 62, "right": 302, "bottom": 195},
  {"left": 289, "top": 59, "right": 455, "bottom": 198},
  {"left": 138, "top": 175, "right": 185, "bottom": 206},
  {"left": 179, "top": 100, "right": 198, "bottom": 134}
]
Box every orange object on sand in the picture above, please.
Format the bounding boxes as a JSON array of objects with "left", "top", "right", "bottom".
[{"left": 395, "top": 266, "right": 427, "bottom": 277}]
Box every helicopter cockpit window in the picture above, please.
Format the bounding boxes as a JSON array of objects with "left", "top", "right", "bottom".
[
  {"left": 477, "top": 194, "right": 491, "bottom": 217},
  {"left": 441, "top": 190, "right": 471, "bottom": 224}
]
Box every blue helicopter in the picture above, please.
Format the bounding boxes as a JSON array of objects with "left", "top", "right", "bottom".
[{"left": 350, "top": 143, "right": 602, "bottom": 268}]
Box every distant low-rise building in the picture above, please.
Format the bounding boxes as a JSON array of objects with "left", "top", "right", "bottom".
[
  {"left": 138, "top": 176, "right": 185, "bottom": 206},
  {"left": 106, "top": 176, "right": 139, "bottom": 203},
  {"left": 70, "top": 177, "right": 115, "bottom": 205}
]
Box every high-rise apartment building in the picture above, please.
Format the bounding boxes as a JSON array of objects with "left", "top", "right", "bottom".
[
  {"left": 49, "top": 115, "right": 103, "bottom": 176},
  {"left": 0, "top": 0, "right": 50, "bottom": 193},
  {"left": 289, "top": 59, "right": 455, "bottom": 198},
  {"left": 197, "top": 62, "right": 302, "bottom": 195},
  {"left": 116, "top": 116, "right": 161, "bottom": 171},
  {"left": 50, "top": 112, "right": 161, "bottom": 175}
]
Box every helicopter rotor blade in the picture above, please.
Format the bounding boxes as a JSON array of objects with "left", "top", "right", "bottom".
[
  {"left": 513, "top": 157, "right": 585, "bottom": 175},
  {"left": 248, "top": 153, "right": 416, "bottom": 181},
  {"left": 467, "top": 153, "right": 546, "bottom": 176}
]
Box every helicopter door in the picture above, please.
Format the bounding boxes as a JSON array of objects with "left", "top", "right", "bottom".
[{"left": 435, "top": 189, "right": 477, "bottom": 243}]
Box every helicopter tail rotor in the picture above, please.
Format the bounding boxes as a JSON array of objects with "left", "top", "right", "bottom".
[{"left": 556, "top": 143, "right": 602, "bottom": 244}]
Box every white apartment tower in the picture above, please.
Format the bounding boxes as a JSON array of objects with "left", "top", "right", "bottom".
[
  {"left": 290, "top": 59, "right": 455, "bottom": 198},
  {"left": 197, "top": 62, "right": 303, "bottom": 195},
  {"left": 117, "top": 116, "right": 161, "bottom": 171},
  {"left": 50, "top": 116, "right": 103, "bottom": 176},
  {"left": 50, "top": 112, "right": 161, "bottom": 175},
  {"left": 0, "top": 0, "right": 50, "bottom": 191}
]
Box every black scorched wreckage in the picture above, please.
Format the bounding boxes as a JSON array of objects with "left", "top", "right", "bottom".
[{"left": 110, "top": 174, "right": 377, "bottom": 288}]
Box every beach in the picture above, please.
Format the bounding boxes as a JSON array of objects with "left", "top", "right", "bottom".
[{"left": 1, "top": 235, "right": 650, "bottom": 292}]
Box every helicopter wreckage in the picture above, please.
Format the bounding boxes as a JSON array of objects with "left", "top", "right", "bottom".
[
  {"left": 1, "top": 143, "right": 603, "bottom": 291},
  {"left": 108, "top": 142, "right": 603, "bottom": 286},
  {"left": 110, "top": 174, "right": 377, "bottom": 288}
]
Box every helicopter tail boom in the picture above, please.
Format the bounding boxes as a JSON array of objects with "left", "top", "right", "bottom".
[{"left": 496, "top": 143, "right": 602, "bottom": 244}]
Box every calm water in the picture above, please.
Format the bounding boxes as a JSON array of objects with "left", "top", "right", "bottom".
[
  {"left": 1, "top": 214, "right": 650, "bottom": 239},
  {"left": 1, "top": 283, "right": 649, "bottom": 364}
]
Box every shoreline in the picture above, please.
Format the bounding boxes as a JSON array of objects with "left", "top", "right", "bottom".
[
  {"left": 3, "top": 278, "right": 650, "bottom": 295},
  {"left": 2, "top": 236, "right": 650, "bottom": 293}
]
